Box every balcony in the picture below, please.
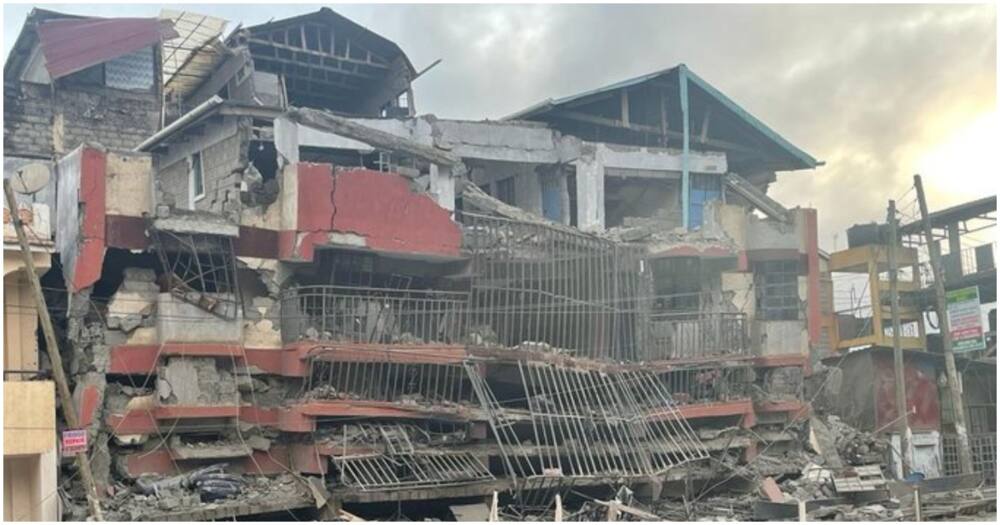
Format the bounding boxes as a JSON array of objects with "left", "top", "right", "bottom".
[
  {"left": 647, "top": 310, "right": 749, "bottom": 360},
  {"left": 280, "top": 285, "right": 470, "bottom": 345}
]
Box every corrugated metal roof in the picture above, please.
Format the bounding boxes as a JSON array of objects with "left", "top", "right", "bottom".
[
  {"left": 37, "top": 16, "right": 178, "bottom": 79},
  {"left": 160, "top": 9, "right": 229, "bottom": 97}
]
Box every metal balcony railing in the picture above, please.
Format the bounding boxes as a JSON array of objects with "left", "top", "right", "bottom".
[
  {"left": 646, "top": 311, "right": 749, "bottom": 360},
  {"left": 280, "top": 285, "right": 470, "bottom": 345}
]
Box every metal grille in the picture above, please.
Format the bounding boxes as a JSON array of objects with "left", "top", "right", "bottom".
[
  {"left": 646, "top": 311, "right": 748, "bottom": 359},
  {"left": 942, "top": 433, "right": 997, "bottom": 486},
  {"left": 335, "top": 452, "right": 493, "bottom": 491},
  {"left": 150, "top": 229, "right": 240, "bottom": 319},
  {"left": 755, "top": 259, "right": 801, "bottom": 321},
  {"left": 657, "top": 365, "right": 753, "bottom": 405},
  {"left": 281, "top": 286, "right": 469, "bottom": 344},
  {"left": 459, "top": 211, "right": 651, "bottom": 361},
  {"left": 305, "top": 358, "right": 473, "bottom": 406},
  {"left": 467, "top": 361, "right": 707, "bottom": 480}
]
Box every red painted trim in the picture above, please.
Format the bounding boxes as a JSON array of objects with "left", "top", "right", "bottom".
[
  {"left": 804, "top": 209, "right": 822, "bottom": 346},
  {"left": 105, "top": 214, "right": 148, "bottom": 250},
  {"left": 330, "top": 169, "right": 461, "bottom": 257},
  {"left": 304, "top": 343, "right": 469, "bottom": 365},
  {"left": 73, "top": 148, "right": 108, "bottom": 292},
  {"left": 107, "top": 405, "right": 243, "bottom": 435},
  {"left": 235, "top": 226, "right": 279, "bottom": 259},
  {"left": 106, "top": 411, "right": 157, "bottom": 435},
  {"left": 756, "top": 400, "right": 811, "bottom": 422},
  {"left": 109, "top": 345, "right": 159, "bottom": 375},
  {"left": 650, "top": 399, "right": 754, "bottom": 422},
  {"left": 243, "top": 348, "right": 284, "bottom": 375},
  {"left": 160, "top": 343, "right": 244, "bottom": 357},
  {"left": 78, "top": 385, "right": 101, "bottom": 428},
  {"left": 751, "top": 354, "right": 809, "bottom": 370}
]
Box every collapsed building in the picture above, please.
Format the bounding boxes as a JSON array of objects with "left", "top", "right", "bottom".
[{"left": 8, "top": 6, "right": 959, "bottom": 522}]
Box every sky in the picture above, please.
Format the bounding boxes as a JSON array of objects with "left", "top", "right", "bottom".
[{"left": 3, "top": 2, "right": 997, "bottom": 250}]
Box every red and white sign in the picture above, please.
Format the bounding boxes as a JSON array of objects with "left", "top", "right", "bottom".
[{"left": 61, "top": 429, "right": 88, "bottom": 456}]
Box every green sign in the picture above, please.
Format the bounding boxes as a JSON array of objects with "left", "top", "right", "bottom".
[{"left": 946, "top": 286, "right": 985, "bottom": 352}]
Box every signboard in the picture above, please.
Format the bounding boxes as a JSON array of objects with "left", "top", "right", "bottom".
[
  {"left": 946, "top": 286, "right": 986, "bottom": 353},
  {"left": 61, "top": 429, "right": 88, "bottom": 456}
]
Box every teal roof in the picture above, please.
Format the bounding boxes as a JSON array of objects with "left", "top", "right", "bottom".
[{"left": 504, "top": 64, "right": 821, "bottom": 171}]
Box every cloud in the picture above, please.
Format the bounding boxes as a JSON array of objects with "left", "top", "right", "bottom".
[{"left": 4, "top": 3, "right": 995, "bottom": 248}]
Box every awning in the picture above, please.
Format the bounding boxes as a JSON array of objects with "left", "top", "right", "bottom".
[{"left": 37, "top": 17, "right": 178, "bottom": 79}]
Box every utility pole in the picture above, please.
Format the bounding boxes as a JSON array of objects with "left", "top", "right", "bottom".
[
  {"left": 887, "top": 199, "right": 912, "bottom": 476},
  {"left": 913, "top": 174, "right": 974, "bottom": 474},
  {"left": 4, "top": 180, "right": 104, "bottom": 520}
]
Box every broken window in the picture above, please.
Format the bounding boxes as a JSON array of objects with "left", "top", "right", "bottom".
[
  {"left": 189, "top": 152, "right": 205, "bottom": 206},
  {"left": 150, "top": 229, "right": 240, "bottom": 319},
  {"left": 603, "top": 173, "right": 681, "bottom": 229},
  {"left": 755, "top": 259, "right": 801, "bottom": 320},
  {"left": 495, "top": 177, "right": 515, "bottom": 206},
  {"left": 689, "top": 173, "right": 722, "bottom": 229}
]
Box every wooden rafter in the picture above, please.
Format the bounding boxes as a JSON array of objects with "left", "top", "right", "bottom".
[
  {"left": 550, "top": 109, "right": 758, "bottom": 155},
  {"left": 249, "top": 43, "right": 382, "bottom": 80},
  {"left": 249, "top": 37, "right": 388, "bottom": 70}
]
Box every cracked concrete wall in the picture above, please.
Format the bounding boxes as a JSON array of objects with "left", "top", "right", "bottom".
[
  {"left": 157, "top": 293, "right": 242, "bottom": 343},
  {"left": 155, "top": 115, "right": 250, "bottom": 217},
  {"left": 158, "top": 357, "right": 237, "bottom": 405}
]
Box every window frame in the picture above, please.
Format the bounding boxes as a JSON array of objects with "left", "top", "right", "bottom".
[{"left": 189, "top": 152, "right": 205, "bottom": 207}]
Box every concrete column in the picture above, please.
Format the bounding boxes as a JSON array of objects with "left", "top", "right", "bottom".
[
  {"left": 428, "top": 163, "right": 455, "bottom": 212},
  {"left": 573, "top": 148, "right": 605, "bottom": 232},
  {"left": 38, "top": 448, "right": 59, "bottom": 521},
  {"left": 514, "top": 168, "right": 542, "bottom": 216}
]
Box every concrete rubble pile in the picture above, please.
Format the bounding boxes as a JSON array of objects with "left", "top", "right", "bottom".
[{"left": 4, "top": 5, "right": 994, "bottom": 523}]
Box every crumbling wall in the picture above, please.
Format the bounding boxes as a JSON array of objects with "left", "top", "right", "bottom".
[
  {"left": 158, "top": 357, "right": 237, "bottom": 405},
  {"left": 154, "top": 115, "right": 250, "bottom": 217},
  {"left": 157, "top": 293, "right": 242, "bottom": 343},
  {"left": 4, "top": 81, "right": 160, "bottom": 158}
]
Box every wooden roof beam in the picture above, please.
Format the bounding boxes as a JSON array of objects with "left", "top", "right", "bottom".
[{"left": 248, "top": 37, "right": 388, "bottom": 70}]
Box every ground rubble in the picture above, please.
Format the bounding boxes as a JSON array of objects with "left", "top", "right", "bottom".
[{"left": 102, "top": 469, "right": 312, "bottom": 521}]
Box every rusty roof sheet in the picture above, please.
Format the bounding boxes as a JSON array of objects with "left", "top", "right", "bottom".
[{"left": 37, "top": 16, "right": 178, "bottom": 79}]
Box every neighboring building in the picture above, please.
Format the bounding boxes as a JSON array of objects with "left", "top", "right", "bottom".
[
  {"left": 3, "top": 191, "right": 57, "bottom": 521},
  {"left": 824, "top": 195, "right": 997, "bottom": 486},
  {"left": 12, "top": 7, "right": 837, "bottom": 520},
  {"left": 3, "top": 9, "right": 173, "bottom": 160},
  {"left": 823, "top": 348, "right": 996, "bottom": 485}
]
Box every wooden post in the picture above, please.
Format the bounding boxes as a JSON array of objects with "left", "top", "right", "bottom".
[
  {"left": 914, "top": 174, "right": 974, "bottom": 474},
  {"left": 4, "top": 180, "right": 104, "bottom": 520},
  {"left": 914, "top": 488, "right": 922, "bottom": 521},
  {"left": 887, "top": 199, "right": 912, "bottom": 477},
  {"left": 797, "top": 499, "right": 807, "bottom": 522}
]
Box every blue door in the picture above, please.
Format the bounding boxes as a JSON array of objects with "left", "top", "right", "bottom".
[{"left": 542, "top": 178, "right": 563, "bottom": 223}]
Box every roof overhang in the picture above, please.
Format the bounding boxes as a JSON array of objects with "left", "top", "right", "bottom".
[
  {"left": 503, "top": 64, "right": 821, "bottom": 173},
  {"left": 37, "top": 16, "right": 177, "bottom": 79}
]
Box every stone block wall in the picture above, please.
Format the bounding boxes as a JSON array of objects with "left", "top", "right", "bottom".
[{"left": 4, "top": 81, "right": 160, "bottom": 158}]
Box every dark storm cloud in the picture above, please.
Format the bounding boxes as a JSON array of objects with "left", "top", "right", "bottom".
[{"left": 4, "top": 3, "right": 995, "bottom": 247}]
